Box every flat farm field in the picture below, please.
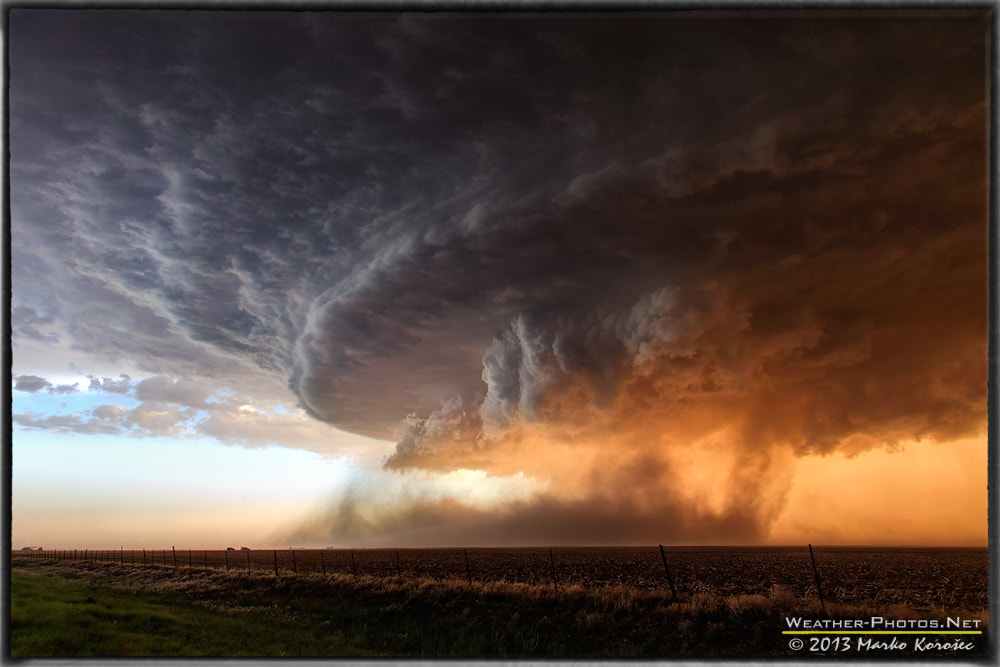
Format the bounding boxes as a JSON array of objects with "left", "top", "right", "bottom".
[
  {"left": 301, "top": 546, "right": 988, "bottom": 609},
  {"left": 11, "top": 546, "right": 989, "bottom": 658},
  {"left": 41, "top": 545, "right": 987, "bottom": 611}
]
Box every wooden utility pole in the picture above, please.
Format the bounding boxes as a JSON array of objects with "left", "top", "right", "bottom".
[
  {"left": 659, "top": 545, "right": 679, "bottom": 602},
  {"left": 809, "top": 544, "right": 827, "bottom": 615}
]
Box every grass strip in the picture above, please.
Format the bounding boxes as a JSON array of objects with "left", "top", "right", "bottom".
[
  {"left": 9, "top": 560, "right": 991, "bottom": 658},
  {"left": 9, "top": 570, "right": 380, "bottom": 657}
]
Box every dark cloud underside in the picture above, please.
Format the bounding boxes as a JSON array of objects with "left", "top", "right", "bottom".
[{"left": 10, "top": 10, "right": 989, "bottom": 543}]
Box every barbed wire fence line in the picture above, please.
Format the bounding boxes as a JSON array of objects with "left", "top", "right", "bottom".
[{"left": 9, "top": 546, "right": 990, "bottom": 612}]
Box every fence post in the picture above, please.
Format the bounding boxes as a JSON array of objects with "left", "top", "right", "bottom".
[
  {"left": 204, "top": 550, "right": 208, "bottom": 569},
  {"left": 464, "top": 549, "right": 473, "bottom": 586},
  {"left": 189, "top": 550, "right": 193, "bottom": 568},
  {"left": 320, "top": 550, "right": 326, "bottom": 576},
  {"left": 351, "top": 549, "right": 357, "bottom": 579},
  {"left": 808, "top": 544, "right": 827, "bottom": 615},
  {"left": 225, "top": 550, "right": 229, "bottom": 570},
  {"left": 659, "top": 545, "right": 679, "bottom": 602},
  {"left": 172, "top": 546, "right": 177, "bottom": 569},
  {"left": 273, "top": 550, "right": 278, "bottom": 576},
  {"left": 549, "top": 548, "right": 559, "bottom": 591},
  {"left": 291, "top": 550, "right": 297, "bottom": 575},
  {"left": 246, "top": 549, "right": 251, "bottom": 574},
  {"left": 142, "top": 548, "right": 145, "bottom": 565}
]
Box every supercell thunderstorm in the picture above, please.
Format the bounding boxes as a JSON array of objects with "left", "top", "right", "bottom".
[{"left": 10, "top": 12, "right": 988, "bottom": 544}]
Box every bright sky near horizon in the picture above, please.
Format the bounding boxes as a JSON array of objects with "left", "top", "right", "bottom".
[{"left": 9, "top": 9, "right": 990, "bottom": 550}]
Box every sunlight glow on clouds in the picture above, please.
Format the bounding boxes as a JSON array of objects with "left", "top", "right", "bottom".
[
  {"left": 769, "top": 436, "right": 988, "bottom": 546},
  {"left": 9, "top": 10, "right": 989, "bottom": 548}
]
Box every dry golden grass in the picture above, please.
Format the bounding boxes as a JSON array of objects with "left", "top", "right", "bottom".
[
  {"left": 12, "top": 557, "right": 990, "bottom": 658},
  {"left": 28, "top": 545, "right": 987, "bottom": 610}
]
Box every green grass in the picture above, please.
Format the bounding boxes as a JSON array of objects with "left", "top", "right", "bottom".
[
  {"left": 8, "top": 560, "right": 991, "bottom": 658},
  {"left": 9, "top": 570, "right": 381, "bottom": 657}
]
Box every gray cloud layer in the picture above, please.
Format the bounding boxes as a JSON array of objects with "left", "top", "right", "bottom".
[{"left": 11, "top": 11, "right": 989, "bottom": 543}]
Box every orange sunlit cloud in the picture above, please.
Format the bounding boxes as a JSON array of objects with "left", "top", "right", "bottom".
[
  {"left": 769, "top": 436, "right": 987, "bottom": 546},
  {"left": 12, "top": 12, "right": 989, "bottom": 549}
]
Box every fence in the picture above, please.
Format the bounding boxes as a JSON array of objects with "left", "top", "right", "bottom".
[
  {"left": 8, "top": 545, "right": 990, "bottom": 609},
  {"left": 8, "top": 545, "right": 783, "bottom": 589}
]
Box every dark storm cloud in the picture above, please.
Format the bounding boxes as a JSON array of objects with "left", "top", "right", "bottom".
[
  {"left": 284, "top": 14, "right": 989, "bottom": 456},
  {"left": 11, "top": 11, "right": 989, "bottom": 542},
  {"left": 11, "top": 305, "right": 59, "bottom": 342}
]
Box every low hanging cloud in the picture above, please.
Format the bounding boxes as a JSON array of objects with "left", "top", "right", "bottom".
[{"left": 10, "top": 12, "right": 989, "bottom": 545}]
